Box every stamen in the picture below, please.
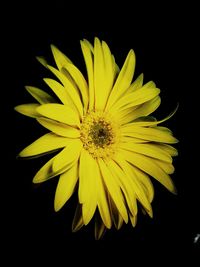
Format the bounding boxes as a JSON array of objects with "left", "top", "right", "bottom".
[{"left": 80, "top": 111, "right": 119, "bottom": 159}]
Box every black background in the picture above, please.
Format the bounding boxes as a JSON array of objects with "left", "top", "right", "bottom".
[{"left": 4, "top": 1, "right": 199, "bottom": 261}]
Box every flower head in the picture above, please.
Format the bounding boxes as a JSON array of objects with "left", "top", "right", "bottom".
[{"left": 15, "top": 37, "right": 178, "bottom": 239}]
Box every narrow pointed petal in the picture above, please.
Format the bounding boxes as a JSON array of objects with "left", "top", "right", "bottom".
[
  {"left": 51, "top": 44, "right": 72, "bottom": 70},
  {"left": 36, "top": 103, "right": 80, "bottom": 127},
  {"left": 54, "top": 163, "right": 78, "bottom": 211},
  {"left": 131, "top": 166, "right": 154, "bottom": 202},
  {"left": 129, "top": 212, "right": 137, "bottom": 227},
  {"left": 121, "top": 136, "right": 149, "bottom": 144},
  {"left": 112, "top": 55, "right": 120, "bottom": 77},
  {"left": 111, "top": 86, "right": 160, "bottom": 114},
  {"left": 126, "top": 73, "right": 144, "bottom": 94},
  {"left": 43, "top": 78, "right": 70, "bottom": 106},
  {"left": 152, "top": 158, "right": 175, "bottom": 174},
  {"left": 117, "top": 214, "right": 124, "bottom": 230},
  {"left": 156, "top": 144, "right": 178, "bottom": 157},
  {"left": 53, "top": 139, "right": 82, "bottom": 173},
  {"left": 156, "top": 126, "right": 172, "bottom": 134},
  {"left": 14, "top": 103, "right": 40, "bottom": 118},
  {"left": 80, "top": 40, "right": 94, "bottom": 110},
  {"left": 72, "top": 204, "right": 84, "bottom": 232},
  {"left": 118, "top": 96, "right": 161, "bottom": 125},
  {"left": 79, "top": 149, "right": 97, "bottom": 225},
  {"left": 25, "top": 86, "right": 55, "bottom": 104},
  {"left": 119, "top": 142, "right": 172, "bottom": 163},
  {"left": 120, "top": 149, "right": 176, "bottom": 194},
  {"left": 62, "top": 63, "right": 88, "bottom": 112},
  {"left": 36, "top": 56, "right": 48, "bottom": 68},
  {"left": 94, "top": 37, "right": 106, "bottom": 110},
  {"left": 98, "top": 159, "right": 128, "bottom": 223},
  {"left": 108, "top": 195, "right": 124, "bottom": 229},
  {"left": 128, "top": 105, "right": 179, "bottom": 127},
  {"left": 92, "top": 158, "right": 112, "bottom": 228},
  {"left": 106, "top": 50, "right": 136, "bottom": 110},
  {"left": 94, "top": 38, "right": 114, "bottom": 110},
  {"left": 107, "top": 160, "right": 137, "bottom": 216},
  {"left": 121, "top": 125, "right": 178, "bottom": 144},
  {"left": 102, "top": 41, "right": 115, "bottom": 88},
  {"left": 79, "top": 150, "right": 112, "bottom": 228},
  {"left": 83, "top": 39, "right": 94, "bottom": 53},
  {"left": 33, "top": 156, "right": 62, "bottom": 183},
  {"left": 95, "top": 215, "right": 106, "bottom": 240},
  {"left": 47, "top": 65, "right": 83, "bottom": 116},
  {"left": 37, "top": 118, "right": 80, "bottom": 138},
  {"left": 114, "top": 154, "right": 152, "bottom": 216},
  {"left": 19, "top": 133, "right": 68, "bottom": 157}
]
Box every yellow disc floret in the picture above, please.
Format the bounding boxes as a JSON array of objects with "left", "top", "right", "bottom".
[{"left": 80, "top": 111, "right": 120, "bottom": 159}]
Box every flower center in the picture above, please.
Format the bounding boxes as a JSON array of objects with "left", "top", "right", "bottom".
[
  {"left": 80, "top": 111, "right": 119, "bottom": 159},
  {"left": 89, "top": 122, "right": 112, "bottom": 147}
]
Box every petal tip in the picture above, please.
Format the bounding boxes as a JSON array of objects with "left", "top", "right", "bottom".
[
  {"left": 36, "top": 56, "right": 48, "bottom": 68},
  {"left": 172, "top": 186, "right": 178, "bottom": 195},
  {"left": 32, "top": 176, "right": 41, "bottom": 184},
  {"left": 54, "top": 202, "right": 61, "bottom": 212}
]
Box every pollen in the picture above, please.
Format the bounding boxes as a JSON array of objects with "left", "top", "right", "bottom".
[{"left": 80, "top": 111, "right": 119, "bottom": 159}]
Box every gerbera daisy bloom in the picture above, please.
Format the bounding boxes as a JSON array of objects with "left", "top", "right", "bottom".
[{"left": 15, "top": 37, "right": 178, "bottom": 239}]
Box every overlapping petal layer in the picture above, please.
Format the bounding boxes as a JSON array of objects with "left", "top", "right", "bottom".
[{"left": 15, "top": 37, "right": 178, "bottom": 239}]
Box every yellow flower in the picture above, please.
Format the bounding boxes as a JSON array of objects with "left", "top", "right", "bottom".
[{"left": 15, "top": 37, "right": 178, "bottom": 239}]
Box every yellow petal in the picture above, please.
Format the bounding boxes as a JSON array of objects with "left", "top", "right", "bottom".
[
  {"left": 93, "top": 159, "right": 112, "bottom": 229},
  {"left": 79, "top": 149, "right": 97, "bottom": 225},
  {"left": 129, "top": 105, "right": 179, "bottom": 127},
  {"left": 54, "top": 163, "right": 78, "bottom": 211},
  {"left": 94, "top": 37, "right": 105, "bottom": 110},
  {"left": 95, "top": 215, "right": 106, "bottom": 240},
  {"left": 114, "top": 154, "right": 152, "bottom": 216},
  {"left": 43, "top": 78, "right": 69, "bottom": 105},
  {"left": 72, "top": 204, "right": 84, "bottom": 232},
  {"left": 121, "top": 125, "right": 178, "bottom": 144},
  {"left": 131, "top": 166, "right": 154, "bottom": 202},
  {"left": 25, "top": 86, "right": 55, "bottom": 104},
  {"left": 108, "top": 195, "right": 123, "bottom": 229},
  {"left": 80, "top": 40, "right": 94, "bottom": 110},
  {"left": 37, "top": 117, "right": 80, "bottom": 138},
  {"left": 119, "top": 142, "right": 172, "bottom": 163},
  {"left": 83, "top": 38, "right": 94, "bottom": 53},
  {"left": 79, "top": 150, "right": 112, "bottom": 228},
  {"left": 112, "top": 55, "right": 120, "bottom": 77},
  {"left": 156, "top": 144, "right": 178, "bottom": 157},
  {"left": 33, "top": 156, "right": 62, "bottom": 183},
  {"left": 19, "top": 133, "right": 68, "bottom": 157},
  {"left": 107, "top": 160, "right": 137, "bottom": 216},
  {"left": 129, "top": 212, "right": 137, "bottom": 227},
  {"left": 118, "top": 96, "right": 161, "bottom": 125},
  {"left": 98, "top": 159, "right": 128, "bottom": 223},
  {"left": 36, "top": 103, "right": 80, "bottom": 127},
  {"left": 94, "top": 38, "right": 114, "bottom": 110},
  {"left": 50, "top": 44, "right": 72, "bottom": 70},
  {"left": 126, "top": 73, "right": 144, "bottom": 94},
  {"left": 111, "top": 86, "right": 160, "bottom": 114},
  {"left": 47, "top": 65, "right": 83, "bottom": 117},
  {"left": 120, "top": 149, "right": 176, "bottom": 194},
  {"left": 36, "top": 56, "right": 48, "bottom": 68},
  {"left": 62, "top": 63, "right": 88, "bottom": 112},
  {"left": 102, "top": 40, "right": 115, "bottom": 89},
  {"left": 53, "top": 139, "right": 82, "bottom": 173},
  {"left": 14, "top": 103, "right": 40, "bottom": 118},
  {"left": 116, "top": 214, "right": 123, "bottom": 230},
  {"left": 106, "top": 49, "right": 136, "bottom": 110},
  {"left": 121, "top": 136, "right": 149, "bottom": 144},
  {"left": 156, "top": 126, "right": 172, "bottom": 134},
  {"left": 152, "top": 158, "right": 175, "bottom": 174}
]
